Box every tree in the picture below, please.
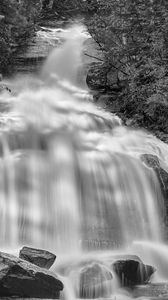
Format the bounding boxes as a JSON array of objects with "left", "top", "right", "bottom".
[{"left": 83, "top": 0, "right": 168, "bottom": 139}]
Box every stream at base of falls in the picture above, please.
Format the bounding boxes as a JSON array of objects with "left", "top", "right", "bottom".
[{"left": 1, "top": 19, "right": 168, "bottom": 300}]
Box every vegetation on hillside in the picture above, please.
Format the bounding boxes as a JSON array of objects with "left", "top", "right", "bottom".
[{"left": 83, "top": 0, "right": 168, "bottom": 141}]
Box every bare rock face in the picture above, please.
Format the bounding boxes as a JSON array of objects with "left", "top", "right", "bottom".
[
  {"left": 113, "top": 259, "right": 155, "bottom": 286},
  {"left": 0, "top": 0, "right": 43, "bottom": 73},
  {"left": 0, "top": 251, "right": 63, "bottom": 298},
  {"left": 19, "top": 246, "right": 56, "bottom": 269}
]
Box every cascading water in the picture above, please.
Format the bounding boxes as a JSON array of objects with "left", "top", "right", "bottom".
[{"left": 1, "top": 23, "right": 168, "bottom": 298}]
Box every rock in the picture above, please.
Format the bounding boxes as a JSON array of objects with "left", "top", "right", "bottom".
[
  {"left": 86, "top": 63, "right": 107, "bottom": 90},
  {"left": 112, "top": 259, "right": 155, "bottom": 286},
  {"left": 0, "top": 251, "right": 63, "bottom": 298},
  {"left": 19, "top": 246, "right": 56, "bottom": 269},
  {"left": 79, "top": 263, "right": 113, "bottom": 298},
  {"left": 0, "top": 83, "right": 11, "bottom": 93},
  {"left": 111, "top": 254, "right": 143, "bottom": 263},
  {"left": 96, "top": 94, "right": 114, "bottom": 108},
  {"left": 141, "top": 154, "right": 168, "bottom": 224},
  {"left": 106, "top": 68, "right": 119, "bottom": 86},
  {"left": 141, "top": 154, "right": 160, "bottom": 169}
]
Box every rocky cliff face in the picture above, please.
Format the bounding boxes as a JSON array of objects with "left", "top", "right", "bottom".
[{"left": 0, "top": 0, "right": 43, "bottom": 74}]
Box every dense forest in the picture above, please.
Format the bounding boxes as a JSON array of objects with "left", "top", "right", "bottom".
[
  {"left": 0, "top": 0, "right": 168, "bottom": 141},
  {"left": 83, "top": 0, "right": 168, "bottom": 142}
]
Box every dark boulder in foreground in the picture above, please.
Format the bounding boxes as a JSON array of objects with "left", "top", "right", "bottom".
[
  {"left": 113, "top": 259, "right": 155, "bottom": 286},
  {"left": 79, "top": 263, "right": 113, "bottom": 298},
  {"left": 19, "top": 246, "right": 56, "bottom": 269},
  {"left": 0, "top": 251, "right": 63, "bottom": 298}
]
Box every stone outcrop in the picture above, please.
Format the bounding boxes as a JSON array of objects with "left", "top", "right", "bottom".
[
  {"left": 86, "top": 63, "right": 108, "bottom": 91},
  {"left": 0, "top": 0, "right": 43, "bottom": 73},
  {"left": 19, "top": 246, "right": 56, "bottom": 269},
  {"left": 79, "top": 263, "right": 113, "bottom": 298},
  {"left": 112, "top": 259, "right": 155, "bottom": 286},
  {"left": 0, "top": 251, "right": 63, "bottom": 298},
  {"left": 141, "top": 154, "right": 168, "bottom": 201},
  {"left": 141, "top": 153, "right": 168, "bottom": 226}
]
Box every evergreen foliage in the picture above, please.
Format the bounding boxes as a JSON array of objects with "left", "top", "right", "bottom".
[{"left": 82, "top": 0, "right": 168, "bottom": 140}]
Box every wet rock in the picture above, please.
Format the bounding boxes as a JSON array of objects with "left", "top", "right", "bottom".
[
  {"left": 141, "top": 154, "right": 168, "bottom": 224},
  {"left": 112, "top": 254, "right": 143, "bottom": 263},
  {"left": 0, "top": 83, "right": 11, "bottom": 93},
  {"left": 96, "top": 94, "right": 113, "bottom": 108},
  {"left": 113, "top": 259, "right": 155, "bottom": 286},
  {"left": 0, "top": 251, "right": 63, "bottom": 298},
  {"left": 79, "top": 263, "right": 113, "bottom": 298},
  {"left": 141, "top": 154, "right": 160, "bottom": 169},
  {"left": 19, "top": 246, "right": 56, "bottom": 269}
]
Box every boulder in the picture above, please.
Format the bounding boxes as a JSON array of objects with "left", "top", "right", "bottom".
[
  {"left": 141, "top": 154, "right": 168, "bottom": 223},
  {"left": 112, "top": 259, "right": 155, "bottom": 286},
  {"left": 19, "top": 246, "right": 56, "bottom": 269},
  {"left": 86, "top": 63, "right": 107, "bottom": 90},
  {"left": 111, "top": 254, "right": 142, "bottom": 263},
  {"left": 141, "top": 154, "right": 161, "bottom": 169},
  {"left": 0, "top": 251, "right": 63, "bottom": 298},
  {"left": 79, "top": 263, "right": 113, "bottom": 298},
  {"left": 141, "top": 154, "right": 168, "bottom": 200}
]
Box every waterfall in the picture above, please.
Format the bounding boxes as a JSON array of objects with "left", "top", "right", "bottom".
[{"left": 0, "top": 23, "right": 168, "bottom": 297}]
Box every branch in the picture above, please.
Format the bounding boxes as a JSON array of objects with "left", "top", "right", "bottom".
[
  {"left": 84, "top": 53, "right": 104, "bottom": 62},
  {"left": 84, "top": 52, "right": 129, "bottom": 76},
  {"left": 108, "top": 62, "right": 129, "bottom": 76}
]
